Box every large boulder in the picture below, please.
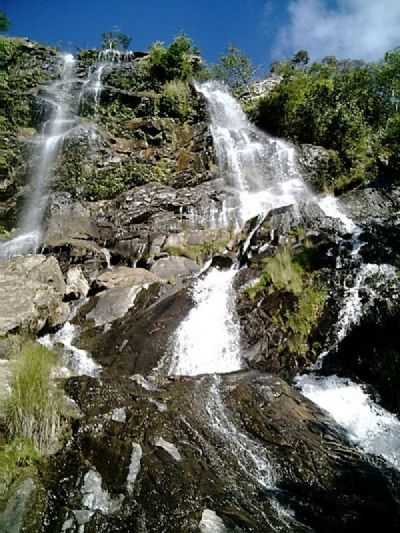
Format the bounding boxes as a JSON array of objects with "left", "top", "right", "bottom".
[
  {"left": 78, "top": 288, "right": 194, "bottom": 378},
  {"left": 42, "top": 371, "right": 400, "bottom": 532},
  {"left": 93, "top": 266, "right": 160, "bottom": 291},
  {"left": 90, "top": 180, "right": 226, "bottom": 264},
  {"left": 43, "top": 193, "right": 109, "bottom": 278},
  {"left": 0, "top": 255, "right": 66, "bottom": 335},
  {"left": 150, "top": 256, "right": 200, "bottom": 283}
]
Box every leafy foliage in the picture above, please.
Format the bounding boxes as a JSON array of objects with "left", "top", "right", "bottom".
[
  {"left": 147, "top": 35, "right": 201, "bottom": 83},
  {"left": 252, "top": 48, "right": 400, "bottom": 192},
  {"left": 161, "top": 80, "right": 190, "bottom": 119},
  {"left": 212, "top": 45, "right": 256, "bottom": 92},
  {"left": 247, "top": 246, "right": 326, "bottom": 355},
  {"left": 0, "top": 438, "right": 38, "bottom": 501}
]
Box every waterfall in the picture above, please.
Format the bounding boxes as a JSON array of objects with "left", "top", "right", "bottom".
[
  {"left": 169, "top": 269, "right": 241, "bottom": 376},
  {"left": 296, "top": 374, "right": 400, "bottom": 470},
  {"left": 196, "top": 81, "right": 310, "bottom": 226},
  {"left": 0, "top": 48, "right": 126, "bottom": 261},
  {"left": 170, "top": 82, "right": 310, "bottom": 378},
  {"left": 0, "top": 54, "right": 77, "bottom": 259},
  {"left": 79, "top": 47, "right": 131, "bottom": 109}
]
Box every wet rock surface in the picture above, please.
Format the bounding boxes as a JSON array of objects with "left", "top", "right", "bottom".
[
  {"left": 78, "top": 286, "right": 193, "bottom": 378},
  {"left": 41, "top": 371, "right": 400, "bottom": 533},
  {"left": 2, "top": 38, "right": 400, "bottom": 533}
]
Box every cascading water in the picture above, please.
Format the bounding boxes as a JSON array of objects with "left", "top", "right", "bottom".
[
  {"left": 170, "top": 82, "right": 311, "bottom": 379},
  {"left": 79, "top": 47, "right": 133, "bottom": 109},
  {"left": 169, "top": 81, "right": 400, "bottom": 507},
  {"left": 296, "top": 200, "right": 400, "bottom": 470},
  {"left": 0, "top": 47, "right": 127, "bottom": 262},
  {"left": 196, "top": 81, "right": 310, "bottom": 226},
  {"left": 168, "top": 82, "right": 315, "bottom": 519},
  {"left": 0, "top": 54, "right": 77, "bottom": 259},
  {"left": 169, "top": 268, "right": 241, "bottom": 376}
]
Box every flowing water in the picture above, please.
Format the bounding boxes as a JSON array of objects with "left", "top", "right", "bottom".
[
  {"left": 196, "top": 81, "right": 310, "bottom": 226},
  {"left": 170, "top": 82, "right": 311, "bottom": 378},
  {"left": 169, "top": 268, "right": 241, "bottom": 376},
  {"left": 168, "top": 82, "right": 313, "bottom": 516},
  {"left": 296, "top": 374, "right": 400, "bottom": 469},
  {"left": 0, "top": 54, "right": 77, "bottom": 259},
  {"left": 169, "top": 80, "right": 400, "bottom": 508},
  {"left": 0, "top": 48, "right": 123, "bottom": 261}
]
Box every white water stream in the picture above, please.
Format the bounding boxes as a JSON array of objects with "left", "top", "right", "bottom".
[
  {"left": 0, "top": 48, "right": 123, "bottom": 261},
  {"left": 170, "top": 81, "right": 400, "bottom": 483},
  {"left": 297, "top": 374, "right": 400, "bottom": 470},
  {"left": 0, "top": 54, "right": 77, "bottom": 259},
  {"left": 170, "top": 82, "right": 311, "bottom": 379}
]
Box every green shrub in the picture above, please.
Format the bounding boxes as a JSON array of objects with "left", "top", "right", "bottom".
[
  {"left": 5, "top": 342, "right": 64, "bottom": 455},
  {"left": 247, "top": 247, "right": 303, "bottom": 298},
  {"left": 161, "top": 80, "right": 190, "bottom": 119},
  {"left": 251, "top": 51, "right": 400, "bottom": 192},
  {"left": 147, "top": 35, "right": 201, "bottom": 83}
]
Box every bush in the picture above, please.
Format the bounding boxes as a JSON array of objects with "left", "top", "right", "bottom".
[
  {"left": 161, "top": 80, "right": 190, "bottom": 119},
  {"left": 5, "top": 341, "right": 64, "bottom": 454},
  {"left": 252, "top": 65, "right": 378, "bottom": 192},
  {"left": 148, "top": 35, "right": 201, "bottom": 83}
]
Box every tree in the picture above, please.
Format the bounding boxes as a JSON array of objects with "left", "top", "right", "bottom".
[
  {"left": 0, "top": 11, "right": 10, "bottom": 32},
  {"left": 212, "top": 45, "right": 256, "bottom": 91},
  {"left": 292, "top": 50, "right": 309, "bottom": 67},
  {"left": 102, "top": 31, "right": 131, "bottom": 51}
]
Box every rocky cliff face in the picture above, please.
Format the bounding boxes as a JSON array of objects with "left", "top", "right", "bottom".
[{"left": 1, "top": 37, "right": 400, "bottom": 533}]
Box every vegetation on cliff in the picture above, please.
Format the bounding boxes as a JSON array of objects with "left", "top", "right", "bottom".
[
  {"left": 247, "top": 244, "right": 326, "bottom": 356},
  {"left": 250, "top": 48, "right": 400, "bottom": 193},
  {"left": 0, "top": 341, "right": 66, "bottom": 503}
]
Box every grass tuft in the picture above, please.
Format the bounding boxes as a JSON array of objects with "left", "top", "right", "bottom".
[{"left": 5, "top": 341, "right": 64, "bottom": 455}]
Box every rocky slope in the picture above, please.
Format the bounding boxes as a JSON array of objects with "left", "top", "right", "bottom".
[{"left": 1, "top": 37, "right": 400, "bottom": 533}]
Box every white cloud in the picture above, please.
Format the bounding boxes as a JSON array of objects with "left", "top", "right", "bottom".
[{"left": 273, "top": 0, "right": 400, "bottom": 61}]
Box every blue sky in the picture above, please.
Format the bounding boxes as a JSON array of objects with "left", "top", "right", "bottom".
[
  {"left": 1, "top": 1, "right": 399, "bottom": 67},
  {"left": 1, "top": 0, "right": 296, "bottom": 70}
]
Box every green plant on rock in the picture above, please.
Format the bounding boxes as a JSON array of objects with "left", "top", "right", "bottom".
[
  {"left": 147, "top": 34, "right": 202, "bottom": 83},
  {"left": 165, "top": 236, "right": 231, "bottom": 263},
  {"left": 5, "top": 341, "right": 64, "bottom": 455},
  {"left": 247, "top": 246, "right": 326, "bottom": 355},
  {"left": 0, "top": 438, "right": 38, "bottom": 502},
  {"left": 161, "top": 80, "right": 190, "bottom": 120}
]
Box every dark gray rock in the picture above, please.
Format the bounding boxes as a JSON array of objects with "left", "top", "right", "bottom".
[{"left": 42, "top": 371, "right": 400, "bottom": 533}]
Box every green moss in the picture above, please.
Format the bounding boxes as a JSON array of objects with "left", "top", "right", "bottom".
[
  {"left": 165, "top": 237, "right": 230, "bottom": 263},
  {"left": 56, "top": 154, "right": 174, "bottom": 201}
]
